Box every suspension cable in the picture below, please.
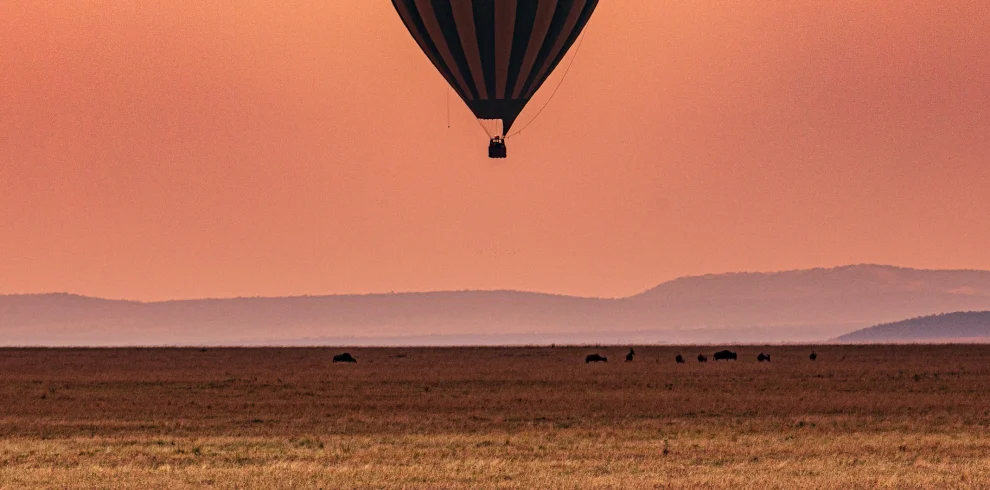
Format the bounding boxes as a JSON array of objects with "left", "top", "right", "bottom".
[{"left": 476, "top": 118, "right": 494, "bottom": 138}]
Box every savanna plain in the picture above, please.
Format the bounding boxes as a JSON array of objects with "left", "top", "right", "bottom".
[{"left": 1, "top": 345, "right": 988, "bottom": 488}]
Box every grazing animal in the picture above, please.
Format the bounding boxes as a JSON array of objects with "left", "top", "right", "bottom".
[
  {"left": 757, "top": 353, "right": 771, "bottom": 362},
  {"left": 809, "top": 352, "right": 817, "bottom": 361},
  {"left": 675, "top": 354, "right": 685, "bottom": 364},
  {"left": 585, "top": 354, "right": 608, "bottom": 363},
  {"left": 697, "top": 354, "right": 708, "bottom": 363},
  {"left": 713, "top": 350, "right": 737, "bottom": 361},
  {"left": 332, "top": 353, "right": 357, "bottom": 363},
  {"left": 626, "top": 348, "right": 635, "bottom": 362}
]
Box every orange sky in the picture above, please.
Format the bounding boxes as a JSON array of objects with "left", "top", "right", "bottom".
[{"left": 2, "top": 1, "right": 989, "bottom": 301}]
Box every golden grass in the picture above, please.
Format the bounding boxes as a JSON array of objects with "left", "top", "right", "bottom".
[{"left": 1, "top": 345, "right": 989, "bottom": 488}]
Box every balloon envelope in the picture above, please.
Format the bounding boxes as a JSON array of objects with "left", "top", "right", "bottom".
[{"left": 392, "top": 0, "right": 599, "bottom": 134}]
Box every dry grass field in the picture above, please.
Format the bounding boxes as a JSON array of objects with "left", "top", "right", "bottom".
[{"left": 1, "top": 345, "right": 989, "bottom": 488}]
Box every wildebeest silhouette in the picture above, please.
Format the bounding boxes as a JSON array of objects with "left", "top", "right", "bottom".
[
  {"left": 332, "top": 353, "right": 357, "bottom": 363},
  {"left": 713, "top": 350, "right": 737, "bottom": 361},
  {"left": 757, "top": 353, "right": 771, "bottom": 362},
  {"left": 809, "top": 352, "right": 817, "bottom": 361},
  {"left": 697, "top": 354, "right": 708, "bottom": 363},
  {"left": 625, "top": 348, "right": 635, "bottom": 362},
  {"left": 675, "top": 354, "right": 685, "bottom": 364},
  {"left": 585, "top": 354, "right": 608, "bottom": 363}
]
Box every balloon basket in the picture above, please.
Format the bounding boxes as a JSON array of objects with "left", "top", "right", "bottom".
[{"left": 488, "top": 137, "right": 507, "bottom": 159}]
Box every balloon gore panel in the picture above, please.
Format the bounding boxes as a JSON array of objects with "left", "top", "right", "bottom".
[{"left": 393, "top": 0, "right": 598, "bottom": 134}]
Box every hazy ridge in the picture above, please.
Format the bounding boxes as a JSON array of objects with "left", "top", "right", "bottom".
[
  {"left": 4, "top": 264, "right": 990, "bottom": 346},
  {"left": 836, "top": 311, "right": 990, "bottom": 343}
]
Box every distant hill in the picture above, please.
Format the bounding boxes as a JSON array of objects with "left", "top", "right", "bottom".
[
  {"left": 835, "top": 311, "right": 990, "bottom": 342},
  {"left": 4, "top": 265, "right": 990, "bottom": 345}
]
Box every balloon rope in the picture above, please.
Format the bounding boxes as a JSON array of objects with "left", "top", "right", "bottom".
[
  {"left": 506, "top": 29, "right": 588, "bottom": 139},
  {"left": 476, "top": 118, "right": 494, "bottom": 138}
]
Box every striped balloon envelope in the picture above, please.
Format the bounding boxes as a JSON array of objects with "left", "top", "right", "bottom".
[{"left": 392, "top": 0, "right": 599, "bottom": 157}]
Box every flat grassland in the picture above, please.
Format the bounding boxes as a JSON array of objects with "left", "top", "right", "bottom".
[{"left": 1, "top": 345, "right": 989, "bottom": 488}]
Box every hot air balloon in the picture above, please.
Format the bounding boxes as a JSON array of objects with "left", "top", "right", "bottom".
[{"left": 392, "top": 0, "right": 599, "bottom": 158}]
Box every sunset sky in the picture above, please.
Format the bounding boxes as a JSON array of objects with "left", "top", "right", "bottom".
[{"left": 2, "top": 1, "right": 988, "bottom": 301}]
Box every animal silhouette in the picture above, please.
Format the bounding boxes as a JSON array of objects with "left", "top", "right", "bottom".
[
  {"left": 332, "top": 353, "right": 357, "bottom": 363},
  {"left": 713, "top": 350, "right": 737, "bottom": 361}
]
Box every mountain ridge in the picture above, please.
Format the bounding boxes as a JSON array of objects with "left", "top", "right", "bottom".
[
  {"left": 4, "top": 265, "right": 990, "bottom": 346},
  {"left": 11, "top": 263, "right": 990, "bottom": 303},
  {"left": 836, "top": 311, "right": 990, "bottom": 342}
]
